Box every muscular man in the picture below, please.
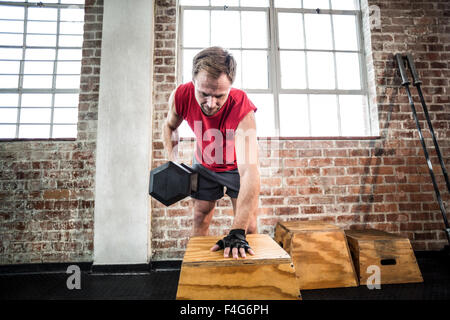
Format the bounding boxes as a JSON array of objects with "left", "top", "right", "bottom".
[{"left": 163, "top": 47, "right": 260, "bottom": 259}]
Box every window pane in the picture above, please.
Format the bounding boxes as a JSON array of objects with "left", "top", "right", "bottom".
[
  {"left": 0, "top": 125, "right": 16, "bottom": 138},
  {"left": 275, "top": 0, "right": 302, "bottom": 8},
  {"left": 19, "top": 125, "right": 50, "bottom": 138},
  {"left": 0, "top": 61, "right": 20, "bottom": 74},
  {"left": 22, "top": 75, "right": 53, "bottom": 88},
  {"left": 28, "top": 8, "right": 58, "bottom": 21},
  {"left": 241, "top": 11, "right": 267, "bottom": 48},
  {"left": 307, "top": 52, "right": 335, "bottom": 89},
  {"left": 27, "top": 21, "right": 57, "bottom": 34},
  {"left": 182, "top": 49, "right": 198, "bottom": 83},
  {"left": 57, "top": 61, "right": 82, "bottom": 74},
  {"left": 0, "top": 33, "right": 23, "bottom": 46},
  {"left": 333, "top": 15, "right": 358, "bottom": 51},
  {"left": 179, "top": 0, "right": 209, "bottom": 5},
  {"left": 331, "top": 0, "right": 357, "bottom": 10},
  {"left": 59, "top": 35, "right": 83, "bottom": 47},
  {"left": 20, "top": 108, "right": 52, "bottom": 123},
  {"left": 211, "top": 0, "right": 239, "bottom": 6},
  {"left": 303, "top": 0, "right": 329, "bottom": 9},
  {"left": 22, "top": 94, "right": 52, "bottom": 107},
  {"left": 248, "top": 94, "right": 275, "bottom": 137},
  {"left": 229, "top": 49, "right": 241, "bottom": 88},
  {"left": 0, "top": 48, "right": 23, "bottom": 60},
  {"left": 0, "top": 108, "right": 18, "bottom": 123},
  {"left": 242, "top": 50, "right": 268, "bottom": 89},
  {"left": 25, "top": 48, "right": 56, "bottom": 60},
  {"left": 279, "top": 94, "right": 309, "bottom": 136},
  {"left": 26, "top": 34, "right": 57, "bottom": 46},
  {"left": 339, "top": 95, "right": 366, "bottom": 136},
  {"left": 0, "top": 5, "right": 25, "bottom": 19},
  {"left": 56, "top": 75, "right": 80, "bottom": 89},
  {"left": 60, "top": 22, "right": 84, "bottom": 34},
  {"left": 0, "top": 94, "right": 19, "bottom": 107},
  {"left": 0, "top": 75, "right": 19, "bottom": 88},
  {"left": 211, "top": 10, "right": 240, "bottom": 48},
  {"left": 24, "top": 61, "right": 54, "bottom": 74},
  {"left": 304, "top": 14, "right": 332, "bottom": 50},
  {"left": 309, "top": 95, "right": 338, "bottom": 136},
  {"left": 278, "top": 13, "right": 303, "bottom": 49},
  {"left": 54, "top": 93, "right": 79, "bottom": 107},
  {"left": 60, "top": 8, "right": 85, "bottom": 22},
  {"left": 280, "top": 51, "right": 306, "bottom": 89},
  {"left": 336, "top": 52, "right": 360, "bottom": 90},
  {"left": 53, "top": 108, "right": 78, "bottom": 123},
  {"left": 58, "top": 49, "right": 82, "bottom": 60},
  {"left": 240, "top": 0, "right": 269, "bottom": 7},
  {"left": 52, "top": 124, "right": 77, "bottom": 138},
  {"left": 183, "top": 10, "right": 209, "bottom": 47},
  {"left": 0, "top": 20, "right": 24, "bottom": 33}
]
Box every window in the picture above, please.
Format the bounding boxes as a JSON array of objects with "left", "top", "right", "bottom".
[
  {"left": 0, "top": 0, "right": 85, "bottom": 139},
  {"left": 178, "top": 0, "right": 372, "bottom": 138}
]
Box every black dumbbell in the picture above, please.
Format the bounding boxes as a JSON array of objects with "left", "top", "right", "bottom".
[{"left": 149, "top": 161, "right": 199, "bottom": 206}]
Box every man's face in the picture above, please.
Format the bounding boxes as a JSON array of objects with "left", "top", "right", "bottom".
[{"left": 193, "top": 70, "right": 232, "bottom": 116}]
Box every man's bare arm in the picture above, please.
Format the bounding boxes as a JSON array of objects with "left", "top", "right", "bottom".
[
  {"left": 232, "top": 111, "right": 260, "bottom": 231},
  {"left": 222, "top": 111, "right": 260, "bottom": 258},
  {"left": 163, "top": 89, "right": 183, "bottom": 162}
]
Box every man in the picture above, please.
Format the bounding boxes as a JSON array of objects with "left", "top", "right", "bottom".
[{"left": 162, "top": 46, "right": 260, "bottom": 259}]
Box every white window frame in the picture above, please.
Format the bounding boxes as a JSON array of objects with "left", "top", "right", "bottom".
[
  {"left": 178, "top": 0, "right": 372, "bottom": 137},
  {"left": 0, "top": 0, "right": 85, "bottom": 140}
]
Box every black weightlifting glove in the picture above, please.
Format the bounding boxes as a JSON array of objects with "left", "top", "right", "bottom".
[{"left": 216, "top": 229, "right": 252, "bottom": 252}]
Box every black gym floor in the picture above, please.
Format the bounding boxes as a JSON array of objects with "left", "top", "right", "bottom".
[{"left": 1, "top": 251, "right": 449, "bottom": 301}]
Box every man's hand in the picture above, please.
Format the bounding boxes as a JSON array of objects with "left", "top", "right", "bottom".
[{"left": 210, "top": 229, "right": 255, "bottom": 259}]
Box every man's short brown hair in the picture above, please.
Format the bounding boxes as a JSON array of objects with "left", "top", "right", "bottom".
[{"left": 192, "top": 47, "right": 237, "bottom": 84}]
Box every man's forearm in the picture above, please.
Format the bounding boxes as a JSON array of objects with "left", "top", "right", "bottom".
[
  {"left": 232, "top": 166, "right": 260, "bottom": 232},
  {"left": 163, "top": 122, "right": 179, "bottom": 161}
]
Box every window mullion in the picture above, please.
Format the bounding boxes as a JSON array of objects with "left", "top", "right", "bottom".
[
  {"left": 15, "top": 4, "right": 28, "bottom": 139},
  {"left": 329, "top": 0, "right": 342, "bottom": 136},
  {"left": 300, "top": 2, "right": 312, "bottom": 136},
  {"left": 49, "top": 5, "right": 61, "bottom": 139},
  {"left": 269, "top": 0, "right": 280, "bottom": 137}
]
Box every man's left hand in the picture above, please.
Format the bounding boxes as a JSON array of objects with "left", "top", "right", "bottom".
[{"left": 210, "top": 229, "right": 255, "bottom": 259}]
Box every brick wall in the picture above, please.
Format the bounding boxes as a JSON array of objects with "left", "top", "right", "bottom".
[
  {"left": 0, "top": 0, "right": 103, "bottom": 264},
  {"left": 150, "top": 0, "right": 450, "bottom": 260}
]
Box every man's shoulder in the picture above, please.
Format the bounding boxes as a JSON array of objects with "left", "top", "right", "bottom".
[
  {"left": 229, "top": 87, "right": 248, "bottom": 104},
  {"left": 176, "top": 81, "right": 194, "bottom": 93}
]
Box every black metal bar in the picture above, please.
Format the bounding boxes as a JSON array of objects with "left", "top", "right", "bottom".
[
  {"left": 395, "top": 53, "right": 410, "bottom": 86},
  {"left": 406, "top": 54, "right": 450, "bottom": 195},
  {"left": 396, "top": 54, "right": 450, "bottom": 245}
]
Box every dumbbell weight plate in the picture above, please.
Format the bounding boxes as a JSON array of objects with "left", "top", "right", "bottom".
[{"left": 149, "top": 161, "right": 196, "bottom": 206}]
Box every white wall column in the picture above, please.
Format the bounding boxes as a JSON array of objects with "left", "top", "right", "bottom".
[{"left": 94, "top": 0, "right": 153, "bottom": 265}]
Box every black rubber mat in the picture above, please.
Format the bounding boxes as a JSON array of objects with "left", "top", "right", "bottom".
[{"left": 1, "top": 252, "right": 449, "bottom": 300}]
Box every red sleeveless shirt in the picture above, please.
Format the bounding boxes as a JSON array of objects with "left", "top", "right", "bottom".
[{"left": 175, "top": 81, "right": 257, "bottom": 172}]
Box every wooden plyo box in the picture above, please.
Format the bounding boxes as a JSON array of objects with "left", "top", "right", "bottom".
[
  {"left": 176, "top": 234, "right": 301, "bottom": 300},
  {"left": 274, "top": 220, "right": 359, "bottom": 290},
  {"left": 345, "top": 229, "right": 423, "bottom": 285}
]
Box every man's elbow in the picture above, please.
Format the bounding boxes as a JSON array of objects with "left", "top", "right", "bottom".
[{"left": 240, "top": 165, "right": 260, "bottom": 189}]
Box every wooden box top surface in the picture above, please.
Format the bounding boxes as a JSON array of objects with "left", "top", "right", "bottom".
[
  {"left": 345, "top": 229, "right": 405, "bottom": 241},
  {"left": 278, "top": 220, "right": 341, "bottom": 232},
  {"left": 182, "top": 234, "right": 291, "bottom": 267}
]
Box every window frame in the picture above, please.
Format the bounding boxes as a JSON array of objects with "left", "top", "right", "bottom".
[
  {"left": 0, "top": 0, "right": 85, "bottom": 140},
  {"left": 178, "top": 0, "right": 373, "bottom": 138}
]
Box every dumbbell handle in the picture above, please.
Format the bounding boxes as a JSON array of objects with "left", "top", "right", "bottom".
[{"left": 175, "top": 162, "right": 199, "bottom": 193}]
